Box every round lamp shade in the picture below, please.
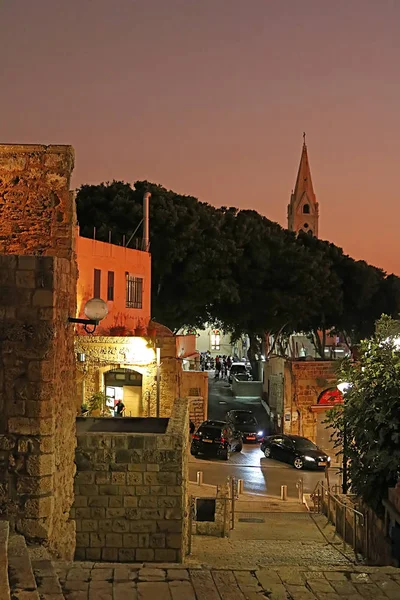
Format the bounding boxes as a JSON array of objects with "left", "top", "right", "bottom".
[{"left": 84, "top": 298, "right": 109, "bottom": 322}]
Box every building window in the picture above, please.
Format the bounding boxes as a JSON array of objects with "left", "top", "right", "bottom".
[
  {"left": 107, "top": 271, "right": 114, "bottom": 301},
  {"left": 211, "top": 330, "right": 220, "bottom": 350},
  {"left": 303, "top": 204, "right": 310, "bottom": 214},
  {"left": 94, "top": 269, "right": 101, "bottom": 298},
  {"left": 126, "top": 274, "right": 143, "bottom": 309}
]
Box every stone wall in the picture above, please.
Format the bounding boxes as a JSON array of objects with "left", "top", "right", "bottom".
[
  {"left": 283, "top": 360, "right": 337, "bottom": 441},
  {"left": 0, "top": 145, "right": 76, "bottom": 259},
  {"left": 73, "top": 397, "right": 190, "bottom": 562},
  {"left": 0, "top": 144, "right": 77, "bottom": 559},
  {"left": 181, "top": 371, "right": 208, "bottom": 428},
  {"left": 191, "top": 483, "right": 231, "bottom": 537}
]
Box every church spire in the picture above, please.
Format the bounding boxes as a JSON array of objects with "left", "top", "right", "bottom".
[{"left": 287, "top": 134, "right": 319, "bottom": 237}]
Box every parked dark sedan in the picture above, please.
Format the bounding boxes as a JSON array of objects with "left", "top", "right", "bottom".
[
  {"left": 261, "top": 434, "right": 330, "bottom": 470},
  {"left": 226, "top": 410, "right": 264, "bottom": 443},
  {"left": 190, "top": 420, "right": 242, "bottom": 460}
]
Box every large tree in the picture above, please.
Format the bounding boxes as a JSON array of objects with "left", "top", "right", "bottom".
[
  {"left": 330, "top": 316, "right": 400, "bottom": 512},
  {"left": 76, "top": 180, "right": 400, "bottom": 354}
]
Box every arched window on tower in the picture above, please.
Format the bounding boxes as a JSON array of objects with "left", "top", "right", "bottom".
[{"left": 303, "top": 204, "right": 310, "bottom": 214}]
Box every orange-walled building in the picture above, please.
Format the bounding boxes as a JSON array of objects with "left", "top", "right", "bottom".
[
  {"left": 74, "top": 233, "right": 207, "bottom": 423},
  {"left": 75, "top": 235, "right": 151, "bottom": 335}
]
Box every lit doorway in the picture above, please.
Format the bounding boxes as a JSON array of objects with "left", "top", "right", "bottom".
[{"left": 104, "top": 368, "right": 143, "bottom": 417}]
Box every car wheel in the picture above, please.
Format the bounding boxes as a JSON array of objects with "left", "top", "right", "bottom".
[
  {"left": 264, "top": 447, "right": 272, "bottom": 459},
  {"left": 221, "top": 448, "right": 230, "bottom": 461},
  {"left": 236, "top": 442, "right": 243, "bottom": 453},
  {"left": 293, "top": 457, "right": 304, "bottom": 470}
]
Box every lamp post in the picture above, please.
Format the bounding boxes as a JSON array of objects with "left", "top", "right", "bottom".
[
  {"left": 337, "top": 381, "right": 351, "bottom": 494},
  {"left": 68, "top": 298, "right": 108, "bottom": 334}
]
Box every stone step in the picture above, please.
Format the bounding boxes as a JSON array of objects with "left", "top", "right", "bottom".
[
  {"left": 7, "top": 534, "right": 39, "bottom": 599},
  {"left": 0, "top": 522, "right": 10, "bottom": 600},
  {"left": 31, "top": 559, "right": 65, "bottom": 599}
]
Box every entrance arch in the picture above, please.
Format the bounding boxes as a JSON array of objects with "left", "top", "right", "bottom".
[
  {"left": 104, "top": 368, "right": 143, "bottom": 417},
  {"left": 314, "top": 387, "right": 343, "bottom": 460}
]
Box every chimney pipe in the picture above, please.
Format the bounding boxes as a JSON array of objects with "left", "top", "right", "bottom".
[{"left": 143, "top": 192, "right": 151, "bottom": 251}]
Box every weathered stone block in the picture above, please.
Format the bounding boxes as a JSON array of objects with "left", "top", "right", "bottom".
[
  {"left": 89, "top": 533, "right": 105, "bottom": 547},
  {"left": 88, "top": 496, "right": 108, "bottom": 508},
  {"left": 136, "top": 549, "right": 154, "bottom": 561},
  {"left": 154, "top": 549, "right": 177, "bottom": 562},
  {"left": 86, "top": 548, "right": 101, "bottom": 561},
  {"left": 105, "top": 533, "right": 122, "bottom": 547},
  {"left": 150, "top": 534, "right": 166, "bottom": 549},
  {"left": 17, "top": 475, "right": 53, "bottom": 495},
  {"left": 76, "top": 472, "right": 95, "bottom": 485},
  {"left": 109, "top": 497, "right": 124, "bottom": 508},
  {"left": 24, "top": 496, "right": 54, "bottom": 518},
  {"left": 106, "top": 508, "right": 125, "bottom": 518},
  {"left": 139, "top": 497, "right": 158, "bottom": 509},
  {"left": 111, "top": 472, "right": 126, "bottom": 485},
  {"left": 98, "top": 519, "right": 113, "bottom": 532},
  {"left": 123, "top": 533, "right": 138, "bottom": 547},
  {"left": 26, "top": 453, "right": 55, "bottom": 477},
  {"left": 126, "top": 472, "right": 143, "bottom": 485},
  {"left": 112, "top": 519, "right": 130, "bottom": 533},
  {"left": 118, "top": 548, "right": 136, "bottom": 562},
  {"left": 95, "top": 472, "right": 111, "bottom": 484},
  {"left": 90, "top": 507, "right": 105, "bottom": 519},
  {"left": 99, "top": 485, "right": 119, "bottom": 496},
  {"left": 80, "top": 484, "right": 99, "bottom": 496},
  {"left": 124, "top": 497, "right": 138, "bottom": 508},
  {"left": 81, "top": 520, "right": 98, "bottom": 532},
  {"left": 166, "top": 534, "right": 182, "bottom": 549},
  {"left": 102, "top": 547, "right": 118, "bottom": 561}
]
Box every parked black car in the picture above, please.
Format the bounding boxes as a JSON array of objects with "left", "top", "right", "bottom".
[
  {"left": 261, "top": 434, "right": 330, "bottom": 470},
  {"left": 226, "top": 410, "right": 264, "bottom": 443},
  {"left": 190, "top": 420, "right": 242, "bottom": 460}
]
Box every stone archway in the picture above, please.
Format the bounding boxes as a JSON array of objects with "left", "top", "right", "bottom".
[{"left": 104, "top": 367, "right": 143, "bottom": 417}]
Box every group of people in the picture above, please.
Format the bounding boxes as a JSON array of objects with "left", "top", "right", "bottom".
[{"left": 214, "top": 354, "right": 233, "bottom": 380}]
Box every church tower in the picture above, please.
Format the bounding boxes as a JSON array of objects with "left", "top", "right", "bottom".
[{"left": 287, "top": 134, "right": 319, "bottom": 237}]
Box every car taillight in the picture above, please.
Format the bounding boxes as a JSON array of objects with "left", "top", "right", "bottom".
[
  {"left": 215, "top": 437, "right": 226, "bottom": 443},
  {"left": 193, "top": 435, "right": 200, "bottom": 440}
]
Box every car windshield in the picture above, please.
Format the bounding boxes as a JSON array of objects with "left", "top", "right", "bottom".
[
  {"left": 232, "top": 365, "right": 246, "bottom": 371},
  {"left": 294, "top": 438, "right": 317, "bottom": 451},
  {"left": 234, "top": 414, "right": 257, "bottom": 425}
]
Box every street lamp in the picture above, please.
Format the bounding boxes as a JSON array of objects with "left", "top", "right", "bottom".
[
  {"left": 337, "top": 381, "right": 351, "bottom": 494},
  {"left": 68, "top": 298, "right": 108, "bottom": 334}
]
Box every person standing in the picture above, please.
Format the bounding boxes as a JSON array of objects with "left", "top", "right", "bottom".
[{"left": 114, "top": 399, "right": 125, "bottom": 417}]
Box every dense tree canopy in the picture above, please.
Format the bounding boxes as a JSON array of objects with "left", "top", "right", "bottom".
[
  {"left": 329, "top": 316, "right": 400, "bottom": 511},
  {"left": 76, "top": 180, "right": 400, "bottom": 349}
]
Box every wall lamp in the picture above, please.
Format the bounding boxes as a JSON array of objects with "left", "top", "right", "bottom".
[{"left": 68, "top": 298, "right": 109, "bottom": 334}]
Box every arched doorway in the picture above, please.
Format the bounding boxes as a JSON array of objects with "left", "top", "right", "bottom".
[{"left": 104, "top": 368, "right": 143, "bottom": 417}]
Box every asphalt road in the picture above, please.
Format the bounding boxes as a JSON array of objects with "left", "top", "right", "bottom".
[{"left": 189, "top": 374, "right": 339, "bottom": 498}]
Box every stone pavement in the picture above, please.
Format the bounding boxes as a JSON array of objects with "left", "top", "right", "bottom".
[{"left": 54, "top": 561, "right": 400, "bottom": 599}]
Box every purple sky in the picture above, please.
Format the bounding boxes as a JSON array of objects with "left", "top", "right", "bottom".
[{"left": 1, "top": 1, "right": 399, "bottom": 273}]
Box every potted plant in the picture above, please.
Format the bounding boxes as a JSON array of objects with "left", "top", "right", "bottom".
[
  {"left": 87, "top": 391, "right": 111, "bottom": 416},
  {"left": 135, "top": 321, "right": 146, "bottom": 336}
]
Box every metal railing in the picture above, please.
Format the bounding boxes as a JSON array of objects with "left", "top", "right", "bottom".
[{"left": 311, "top": 480, "right": 367, "bottom": 560}]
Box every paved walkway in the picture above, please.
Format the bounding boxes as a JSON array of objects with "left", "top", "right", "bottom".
[{"left": 55, "top": 562, "right": 400, "bottom": 599}]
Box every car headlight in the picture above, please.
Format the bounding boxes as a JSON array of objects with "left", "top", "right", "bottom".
[
  {"left": 257, "top": 431, "right": 263, "bottom": 436},
  {"left": 327, "top": 456, "right": 331, "bottom": 462},
  {"left": 304, "top": 456, "right": 315, "bottom": 462}
]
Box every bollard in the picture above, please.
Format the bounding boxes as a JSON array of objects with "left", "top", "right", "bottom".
[
  {"left": 281, "top": 485, "right": 288, "bottom": 501},
  {"left": 237, "top": 479, "right": 244, "bottom": 495},
  {"left": 196, "top": 471, "right": 203, "bottom": 485}
]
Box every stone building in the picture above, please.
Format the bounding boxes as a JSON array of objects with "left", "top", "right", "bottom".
[
  {"left": 0, "top": 144, "right": 78, "bottom": 558},
  {"left": 264, "top": 357, "right": 341, "bottom": 459},
  {"left": 287, "top": 135, "right": 319, "bottom": 237}
]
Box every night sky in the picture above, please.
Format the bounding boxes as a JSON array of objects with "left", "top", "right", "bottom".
[{"left": 1, "top": 1, "right": 399, "bottom": 273}]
